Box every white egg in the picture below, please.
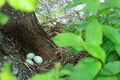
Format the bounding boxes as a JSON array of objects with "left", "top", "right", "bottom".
[
  {"left": 26, "top": 59, "right": 34, "bottom": 65},
  {"left": 26, "top": 53, "right": 35, "bottom": 59},
  {"left": 33, "top": 56, "right": 43, "bottom": 64}
]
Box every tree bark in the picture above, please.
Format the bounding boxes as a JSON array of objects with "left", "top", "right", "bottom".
[
  {"left": 0, "top": 4, "right": 57, "bottom": 80},
  {"left": 0, "top": 4, "right": 56, "bottom": 59}
]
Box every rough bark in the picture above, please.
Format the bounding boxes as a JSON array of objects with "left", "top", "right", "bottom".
[{"left": 0, "top": 4, "right": 57, "bottom": 80}]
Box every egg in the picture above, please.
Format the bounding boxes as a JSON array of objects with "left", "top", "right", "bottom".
[
  {"left": 26, "top": 53, "right": 35, "bottom": 59},
  {"left": 26, "top": 59, "right": 34, "bottom": 65},
  {"left": 33, "top": 56, "right": 43, "bottom": 64}
]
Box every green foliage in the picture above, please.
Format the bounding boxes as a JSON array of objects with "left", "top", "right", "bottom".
[
  {"left": 106, "top": 52, "right": 119, "bottom": 62},
  {"left": 0, "top": 13, "right": 9, "bottom": 25},
  {"left": 53, "top": 32, "right": 83, "bottom": 51},
  {"left": 83, "top": 0, "right": 100, "bottom": 14},
  {"left": 95, "top": 76, "right": 118, "bottom": 80},
  {"left": 65, "top": 0, "right": 84, "bottom": 9},
  {"left": 85, "top": 19, "right": 103, "bottom": 45},
  {"left": 83, "top": 43, "right": 105, "bottom": 63},
  {"left": 53, "top": 0, "right": 120, "bottom": 80},
  {"left": 29, "top": 74, "right": 54, "bottom": 80},
  {"left": 66, "top": 0, "right": 100, "bottom": 14},
  {"left": 99, "top": 61, "right": 120, "bottom": 75},
  {"left": 75, "top": 20, "right": 89, "bottom": 31},
  {"left": 106, "top": 0, "right": 120, "bottom": 9},
  {"left": 0, "top": 0, "right": 6, "bottom": 7},
  {"left": 102, "top": 40, "right": 113, "bottom": 54},
  {"left": 103, "top": 25, "right": 120, "bottom": 45},
  {"left": 0, "top": 63, "right": 17, "bottom": 80},
  {"left": 7, "top": 0, "right": 36, "bottom": 12},
  {"left": 71, "top": 57, "right": 101, "bottom": 80},
  {"left": 29, "top": 62, "right": 71, "bottom": 80},
  {"left": 115, "top": 45, "right": 120, "bottom": 56}
]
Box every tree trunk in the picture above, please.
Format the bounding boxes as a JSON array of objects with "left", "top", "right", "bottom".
[
  {"left": 0, "top": 4, "right": 57, "bottom": 80},
  {"left": 0, "top": 4, "right": 57, "bottom": 59}
]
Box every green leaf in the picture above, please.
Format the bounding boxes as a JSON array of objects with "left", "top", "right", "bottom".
[
  {"left": 106, "top": 0, "right": 120, "bottom": 9},
  {"left": 117, "top": 73, "right": 120, "bottom": 79},
  {"left": 85, "top": 19, "right": 103, "bottom": 45},
  {"left": 67, "top": 48, "right": 83, "bottom": 55},
  {"left": 103, "top": 25, "right": 120, "bottom": 45},
  {"left": 62, "top": 63, "right": 73, "bottom": 71},
  {"left": 7, "top": 0, "right": 36, "bottom": 12},
  {"left": 65, "top": 0, "right": 84, "bottom": 9},
  {"left": 29, "top": 74, "right": 54, "bottom": 80},
  {"left": 99, "top": 61, "right": 120, "bottom": 75},
  {"left": 29, "top": 62, "right": 62, "bottom": 80},
  {"left": 66, "top": 0, "right": 100, "bottom": 14},
  {"left": 0, "top": 0, "right": 6, "bottom": 7},
  {"left": 61, "top": 63, "right": 73, "bottom": 76},
  {"left": 115, "top": 45, "right": 120, "bottom": 56},
  {"left": 83, "top": 0, "right": 100, "bottom": 14},
  {"left": 75, "top": 20, "right": 89, "bottom": 31},
  {"left": 95, "top": 76, "right": 118, "bottom": 80},
  {"left": 106, "top": 52, "right": 119, "bottom": 62},
  {"left": 0, "top": 13, "right": 9, "bottom": 25},
  {"left": 102, "top": 40, "right": 114, "bottom": 54},
  {"left": 84, "top": 43, "right": 105, "bottom": 63},
  {"left": 0, "top": 63, "right": 17, "bottom": 80},
  {"left": 71, "top": 57, "right": 102, "bottom": 80},
  {"left": 53, "top": 32, "right": 83, "bottom": 51},
  {"left": 60, "top": 70, "right": 72, "bottom": 77},
  {"left": 99, "top": 3, "right": 111, "bottom": 14}
]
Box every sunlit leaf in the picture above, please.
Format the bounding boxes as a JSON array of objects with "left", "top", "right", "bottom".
[
  {"left": 29, "top": 74, "right": 54, "bottom": 80},
  {"left": 0, "top": 63, "right": 17, "bottom": 80},
  {"left": 0, "top": 0, "right": 6, "bottom": 7},
  {"left": 53, "top": 32, "right": 83, "bottom": 50},
  {"left": 84, "top": 43, "right": 105, "bottom": 63},
  {"left": 85, "top": 19, "right": 103, "bottom": 45},
  {"left": 0, "top": 13, "right": 9, "bottom": 25},
  {"left": 7, "top": 0, "right": 36, "bottom": 12},
  {"left": 71, "top": 57, "right": 102, "bottom": 80}
]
